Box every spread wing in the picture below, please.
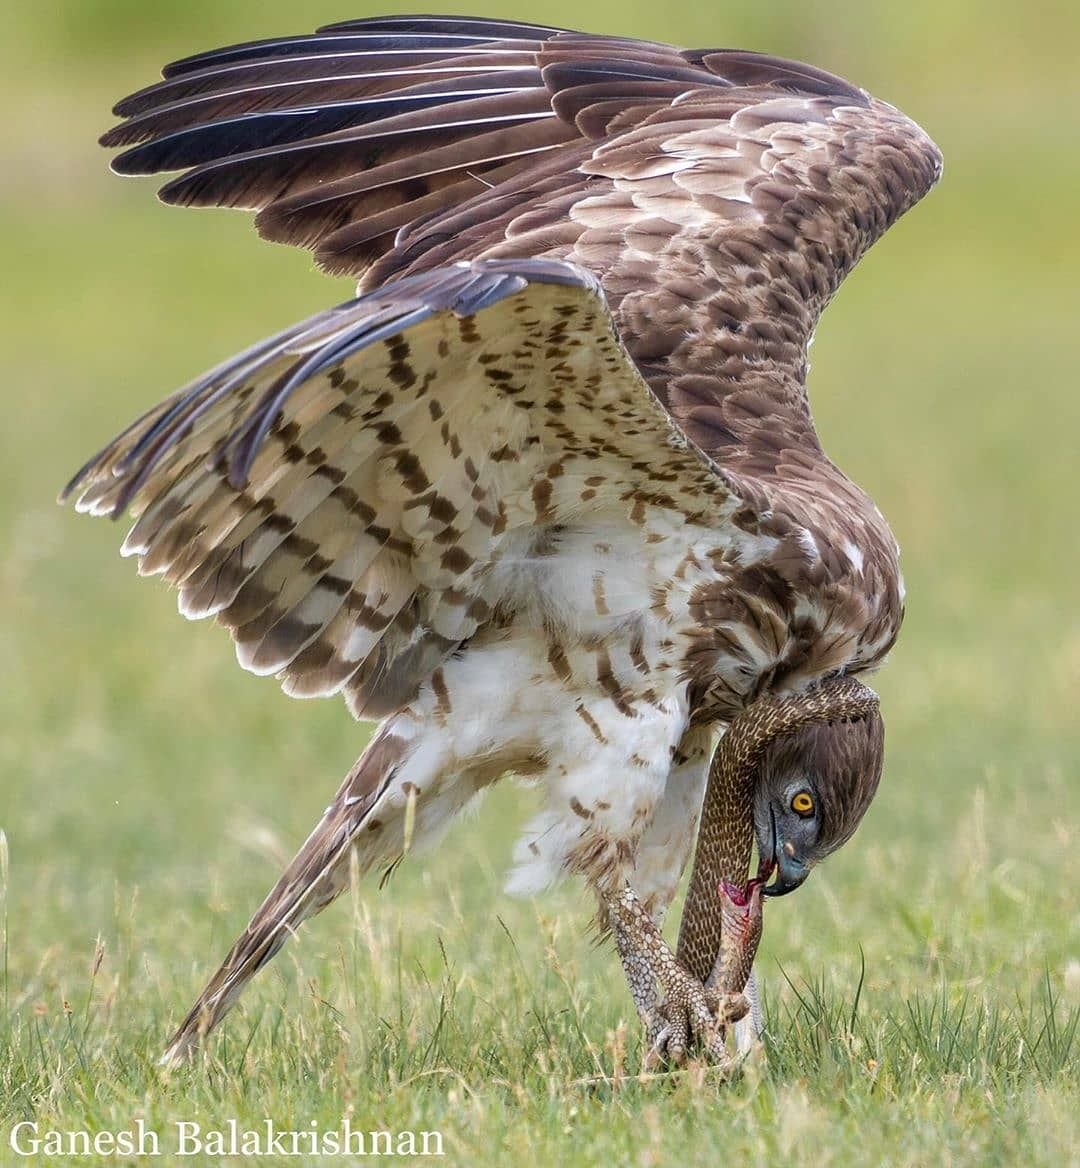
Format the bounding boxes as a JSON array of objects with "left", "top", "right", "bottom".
[
  {"left": 67, "top": 16, "right": 942, "bottom": 714},
  {"left": 100, "top": 15, "right": 941, "bottom": 461},
  {"left": 63, "top": 260, "right": 735, "bottom": 717}
]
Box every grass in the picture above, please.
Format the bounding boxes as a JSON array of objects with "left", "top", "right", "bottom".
[{"left": 1, "top": 2, "right": 1078, "bottom": 1165}]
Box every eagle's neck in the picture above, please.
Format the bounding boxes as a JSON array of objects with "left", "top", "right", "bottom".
[{"left": 672, "top": 384, "right": 904, "bottom": 723}]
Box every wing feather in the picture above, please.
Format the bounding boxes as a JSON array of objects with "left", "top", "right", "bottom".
[
  {"left": 64, "top": 259, "right": 732, "bottom": 717},
  {"left": 70, "top": 18, "right": 942, "bottom": 718},
  {"left": 98, "top": 18, "right": 940, "bottom": 415}
]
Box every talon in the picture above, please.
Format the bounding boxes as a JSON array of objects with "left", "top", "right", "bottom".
[
  {"left": 703, "top": 1029, "right": 729, "bottom": 1065},
  {"left": 717, "top": 990, "right": 749, "bottom": 1025},
  {"left": 642, "top": 968, "right": 736, "bottom": 1068},
  {"left": 610, "top": 884, "right": 750, "bottom": 1072},
  {"left": 671, "top": 1019, "right": 692, "bottom": 1063},
  {"left": 643, "top": 1023, "right": 671, "bottom": 1072}
]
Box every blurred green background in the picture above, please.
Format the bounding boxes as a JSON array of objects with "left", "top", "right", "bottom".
[{"left": 1, "top": 2, "right": 1078, "bottom": 1164}]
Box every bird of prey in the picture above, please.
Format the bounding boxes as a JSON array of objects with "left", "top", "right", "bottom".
[{"left": 62, "top": 14, "right": 941, "bottom": 1064}]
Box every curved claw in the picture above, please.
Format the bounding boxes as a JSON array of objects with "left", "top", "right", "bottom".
[{"left": 642, "top": 976, "right": 750, "bottom": 1071}]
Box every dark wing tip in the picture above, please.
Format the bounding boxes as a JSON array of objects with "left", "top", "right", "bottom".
[
  {"left": 58, "top": 460, "right": 96, "bottom": 506},
  {"left": 158, "top": 28, "right": 528, "bottom": 80}
]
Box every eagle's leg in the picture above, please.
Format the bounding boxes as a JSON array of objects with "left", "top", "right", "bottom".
[
  {"left": 605, "top": 725, "right": 751, "bottom": 1068},
  {"left": 606, "top": 885, "right": 748, "bottom": 1068}
]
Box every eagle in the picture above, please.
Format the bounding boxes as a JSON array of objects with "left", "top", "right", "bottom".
[{"left": 61, "top": 14, "right": 941, "bottom": 1065}]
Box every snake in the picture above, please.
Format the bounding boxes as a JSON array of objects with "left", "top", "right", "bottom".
[{"left": 677, "top": 676, "right": 881, "bottom": 1014}]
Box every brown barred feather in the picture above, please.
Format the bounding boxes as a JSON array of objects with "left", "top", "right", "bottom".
[
  {"left": 65, "top": 260, "right": 729, "bottom": 716},
  {"left": 103, "top": 70, "right": 544, "bottom": 161},
  {"left": 113, "top": 48, "right": 544, "bottom": 119}
]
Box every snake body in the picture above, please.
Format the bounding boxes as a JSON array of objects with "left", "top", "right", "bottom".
[
  {"left": 677, "top": 676, "right": 881, "bottom": 995},
  {"left": 707, "top": 879, "right": 764, "bottom": 996}
]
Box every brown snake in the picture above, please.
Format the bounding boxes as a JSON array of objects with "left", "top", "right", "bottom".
[{"left": 676, "top": 676, "right": 881, "bottom": 1015}]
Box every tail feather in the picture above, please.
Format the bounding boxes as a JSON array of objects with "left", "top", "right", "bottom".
[{"left": 160, "top": 726, "right": 408, "bottom": 1064}]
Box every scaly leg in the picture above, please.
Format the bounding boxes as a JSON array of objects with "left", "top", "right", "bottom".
[
  {"left": 607, "top": 885, "right": 748, "bottom": 1068},
  {"left": 732, "top": 968, "right": 765, "bottom": 1055}
]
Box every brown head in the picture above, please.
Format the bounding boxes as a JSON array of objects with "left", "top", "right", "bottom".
[
  {"left": 753, "top": 707, "right": 885, "bottom": 897},
  {"left": 675, "top": 674, "right": 882, "bottom": 982}
]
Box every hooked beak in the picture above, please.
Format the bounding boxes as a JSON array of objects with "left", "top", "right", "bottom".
[{"left": 759, "top": 806, "right": 811, "bottom": 898}]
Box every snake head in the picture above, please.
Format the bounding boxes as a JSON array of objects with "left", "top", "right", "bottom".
[
  {"left": 718, "top": 878, "right": 765, "bottom": 947},
  {"left": 752, "top": 712, "right": 885, "bottom": 897}
]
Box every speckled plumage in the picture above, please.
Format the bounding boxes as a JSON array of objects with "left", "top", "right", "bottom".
[{"left": 61, "top": 15, "right": 941, "bottom": 1062}]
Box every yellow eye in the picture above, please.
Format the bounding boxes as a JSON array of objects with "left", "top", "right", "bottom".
[{"left": 791, "top": 792, "right": 815, "bottom": 817}]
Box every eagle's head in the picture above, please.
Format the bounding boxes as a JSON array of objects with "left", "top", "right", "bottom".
[{"left": 752, "top": 711, "right": 885, "bottom": 897}]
